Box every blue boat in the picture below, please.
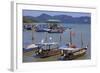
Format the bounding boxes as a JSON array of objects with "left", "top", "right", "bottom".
[{"left": 35, "top": 24, "right": 50, "bottom": 32}]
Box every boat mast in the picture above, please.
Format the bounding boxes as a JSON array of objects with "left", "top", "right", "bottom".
[
  {"left": 32, "top": 24, "right": 34, "bottom": 44},
  {"left": 59, "top": 34, "right": 62, "bottom": 44},
  {"left": 81, "top": 32, "right": 83, "bottom": 48},
  {"left": 69, "top": 28, "right": 72, "bottom": 45},
  {"left": 45, "top": 32, "right": 48, "bottom": 43}
]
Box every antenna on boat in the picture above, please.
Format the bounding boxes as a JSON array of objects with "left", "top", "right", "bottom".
[
  {"left": 59, "top": 34, "right": 62, "bottom": 44},
  {"left": 45, "top": 32, "right": 48, "bottom": 42}
]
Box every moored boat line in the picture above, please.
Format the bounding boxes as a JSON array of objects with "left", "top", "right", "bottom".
[{"left": 23, "top": 19, "right": 68, "bottom": 33}]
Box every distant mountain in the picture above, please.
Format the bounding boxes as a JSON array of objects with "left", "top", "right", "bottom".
[
  {"left": 23, "top": 13, "right": 91, "bottom": 24},
  {"left": 36, "top": 13, "right": 52, "bottom": 22},
  {"left": 78, "top": 16, "right": 91, "bottom": 24}
]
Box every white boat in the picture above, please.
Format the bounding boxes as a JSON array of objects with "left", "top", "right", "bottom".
[
  {"left": 58, "top": 30, "right": 87, "bottom": 60},
  {"left": 34, "top": 39, "right": 61, "bottom": 58},
  {"left": 58, "top": 45, "right": 87, "bottom": 60},
  {"left": 26, "top": 44, "right": 38, "bottom": 49},
  {"left": 23, "top": 44, "right": 38, "bottom": 52}
]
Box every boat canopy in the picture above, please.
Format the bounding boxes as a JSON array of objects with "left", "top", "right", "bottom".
[
  {"left": 59, "top": 46, "right": 83, "bottom": 51},
  {"left": 26, "top": 44, "right": 38, "bottom": 49}
]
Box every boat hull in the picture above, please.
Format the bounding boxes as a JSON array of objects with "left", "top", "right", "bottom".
[
  {"left": 59, "top": 48, "right": 87, "bottom": 60},
  {"left": 35, "top": 49, "right": 61, "bottom": 58}
]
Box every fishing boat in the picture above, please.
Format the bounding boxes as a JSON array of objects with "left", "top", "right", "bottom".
[
  {"left": 32, "top": 36, "right": 61, "bottom": 58},
  {"left": 35, "top": 24, "right": 50, "bottom": 32},
  {"left": 24, "top": 24, "right": 32, "bottom": 30},
  {"left": 23, "top": 25, "right": 39, "bottom": 52},
  {"left": 34, "top": 42, "right": 61, "bottom": 58},
  {"left": 35, "top": 28, "right": 50, "bottom": 32},
  {"left": 58, "top": 28, "right": 87, "bottom": 60},
  {"left": 47, "top": 19, "right": 66, "bottom": 33},
  {"left": 48, "top": 27, "right": 65, "bottom": 33},
  {"left": 35, "top": 19, "right": 67, "bottom": 33},
  {"left": 35, "top": 48, "right": 61, "bottom": 58},
  {"left": 58, "top": 45, "right": 87, "bottom": 60}
]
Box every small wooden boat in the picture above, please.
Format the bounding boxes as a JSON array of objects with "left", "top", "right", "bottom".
[
  {"left": 34, "top": 42, "right": 60, "bottom": 58},
  {"left": 48, "top": 28, "right": 64, "bottom": 33},
  {"left": 24, "top": 24, "right": 32, "bottom": 30},
  {"left": 58, "top": 29, "right": 87, "bottom": 60},
  {"left": 58, "top": 47, "right": 87, "bottom": 60},
  {"left": 35, "top": 49, "right": 61, "bottom": 58},
  {"left": 35, "top": 28, "right": 50, "bottom": 32},
  {"left": 47, "top": 19, "right": 66, "bottom": 33}
]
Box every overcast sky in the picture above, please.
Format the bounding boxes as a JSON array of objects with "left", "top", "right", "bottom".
[{"left": 23, "top": 10, "right": 91, "bottom": 17}]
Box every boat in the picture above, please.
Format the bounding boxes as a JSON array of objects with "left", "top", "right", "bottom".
[
  {"left": 35, "top": 42, "right": 60, "bottom": 58},
  {"left": 48, "top": 27, "right": 65, "bottom": 33},
  {"left": 58, "top": 45, "right": 87, "bottom": 60},
  {"left": 35, "top": 19, "right": 67, "bottom": 33},
  {"left": 23, "top": 44, "right": 39, "bottom": 52},
  {"left": 24, "top": 24, "right": 32, "bottom": 30},
  {"left": 35, "top": 49, "right": 61, "bottom": 58},
  {"left": 47, "top": 19, "right": 66, "bottom": 33},
  {"left": 35, "top": 24, "right": 50, "bottom": 32},
  {"left": 34, "top": 39, "right": 61, "bottom": 58},
  {"left": 58, "top": 29, "right": 87, "bottom": 60},
  {"left": 35, "top": 27, "right": 50, "bottom": 32}
]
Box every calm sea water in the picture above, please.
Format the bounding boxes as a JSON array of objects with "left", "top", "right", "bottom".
[{"left": 23, "top": 24, "right": 91, "bottom": 62}]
